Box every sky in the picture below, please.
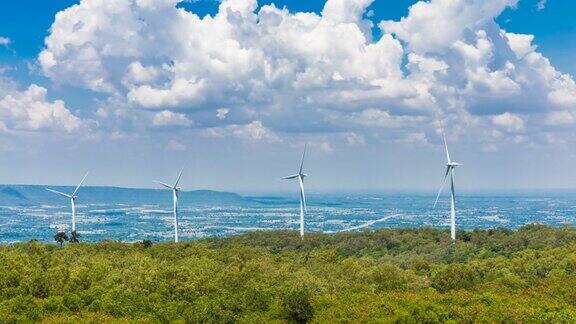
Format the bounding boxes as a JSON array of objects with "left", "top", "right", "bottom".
[{"left": 0, "top": 0, "right": 575, "bottom": 193}]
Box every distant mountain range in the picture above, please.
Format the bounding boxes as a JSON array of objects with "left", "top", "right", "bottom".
[{"left": 0, "top": 185, "right": 244, "bottom": 206}]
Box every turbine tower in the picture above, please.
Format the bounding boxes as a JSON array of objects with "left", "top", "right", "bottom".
[
  {"left": 433, "top": 125, "right": 462, "bottom": 241},
  {"left": 46, "top": 172, "right": 89, "bottom": 233},
  {"left": 282, "top": 145, "right": 308, "bottom": 239},
  {"left": 155, "top": 169, "right": 183, "bottom": 243}
]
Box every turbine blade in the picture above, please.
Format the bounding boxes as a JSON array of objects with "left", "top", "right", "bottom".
[
  {"left": 298, "top": 175, "right": 307, "bottom": 213},
  {"left": 440, "top": 121, "right": 451, "bottom": 164},
  {"left": 154, "top": 181, "right": 173, "bottom": 189},
  {"left": 443, "top": 134, "right": 451, "bottom": 164},
  {"left": 433, "top": 166, "right": 451, "bottom": 208},
  {"left": 282, "top": 174, "right": 300, "bottom": 180},
  {"left": 46, "top": 188, "right": 72, "bottom": 198},
  {"left": 72, "top": 172, "right": 89, "bottom": 196},
  {"left": 174, "top": 168, "right": 184, "bottom": 187},
  {"left": 299, "top": 144, "right": 307, "bottom": 174}
]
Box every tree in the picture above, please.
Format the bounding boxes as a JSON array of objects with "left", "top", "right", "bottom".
[
  {"left": 281, "top": 287, "right": 314, "bottom": 323},
  {"left": 70, "top": 230, "right": 80, "bottom": 243},
  {"left": 54, "top": 231, "right": 69, "bottom": 247},
  {"left": 142, "top": 240, "right": 153, "bottom": 248}
]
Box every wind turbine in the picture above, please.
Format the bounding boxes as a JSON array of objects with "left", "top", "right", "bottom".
[
  {"left": 46, "top": 172, "right": 89, "bottom": 234},
  {"left": 433, "top": 125, "right": 462, "bottom": 241},
  {"left": 155, "top": 169, "right": 183, "bottom": 243},
  {"left": 282, "top": 145, "right": 308, "bottom": 239}
]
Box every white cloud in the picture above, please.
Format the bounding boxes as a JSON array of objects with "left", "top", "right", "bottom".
[
  {"left": 36, "top": 0, "right": 576, "bottom": 148},
  {"left": 505, "top": 32, "right": 536, "bottom": 59},
  {"left": 39, "top": 0, "right": 405, "bottom": 117},
  {"left": 354, "top": 109, "right": 396, "bottom": 127},
  {"left": 491, "top": 112, "right": 524, "bottom": 132},
  {"left": 152, "top": 110, "right": 192, "bottom": 127},
  {"left": 351, "top": 108, "right": 426, "bottom": 128},
  {"left": 205, "top": 120, "right": 280, "bottom": 142},
  {"left": 0, "top": 36, "right": 10, "bottom": 46},
  {"left": 548, "top": 74, "right": 576, "bottom": 107},
  {"left": 123, "top": 61, "right": 161, "bottom": 85},
  {"left": 216, "top": 108, "right": 229, "bottom": 120},
  {"left": 0, "top": 84, "right": 85, "bottom": 133},
  {"left": 322, "top": 0, "right": 374, "bottom": 24},
  {"left": 536, "top": 0, "right": 546, "bottom": 11},
  {"left": 380, "top": 0, "right": 518, "bottom": 53},
  {"left": 229, "top": 121, "right": 280, "bottom": 142},
  {"left": 545, "top": 111, "right": 575, "bottom": 126},
  {"left": 128, "top": 79, "right": 207, "bottom": 109}
]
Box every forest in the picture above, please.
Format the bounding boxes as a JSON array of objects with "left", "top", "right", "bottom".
[{"left": 1, "top": 224, "right": 576, "bottom": 323}]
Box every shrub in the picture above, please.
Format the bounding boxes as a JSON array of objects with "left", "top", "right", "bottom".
[{"left": 280, "top": 287, "right": 314, "bottom": 323}]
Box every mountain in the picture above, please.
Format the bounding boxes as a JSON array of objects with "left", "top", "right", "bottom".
[{"left": 0, "top": 185, "right": 244, "bottom": 206}]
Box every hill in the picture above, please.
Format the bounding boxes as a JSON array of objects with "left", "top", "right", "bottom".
[
  {"left": 0, "top": 185, "right": 243, "bottom": 206},
  {"left": 1, "top": 224, "right": 575, "bottom": 322}
]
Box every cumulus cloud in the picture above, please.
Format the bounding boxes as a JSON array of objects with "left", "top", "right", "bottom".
[
  {"left": 123, "top": 61, "right": 162, "bottom": 85},
  {"left": 505, "top": 32, "right": 536, "bottom": 59},
  {"left": 380, "top": 0, "right": 518, "bottom": 53},
  {"left": 491, "top": 112, "right": 524, "bottom": 132},
  {"left": 0, "top": 83, "right": 85, "bottom": 133},
  {"left": 37, "top": 0, "right": 576, "bottom": 148}
]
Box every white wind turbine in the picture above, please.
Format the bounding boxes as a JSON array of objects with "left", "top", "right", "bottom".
[
  {"left": 433, "top": 125, "right": 462, "bottom": 241},
  {"left": 282, "top": 145, "right": 308, "bottom": 239},
  {"left": 155, "top": 169, "right": 183, "bottom": 243},
  {"left": 46, "top": 172, "right": 89, "bottom": 233}
]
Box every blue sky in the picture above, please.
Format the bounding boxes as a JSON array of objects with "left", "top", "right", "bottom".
[{"left": 0, "top": 0, "right": 575, "bottom": 192}]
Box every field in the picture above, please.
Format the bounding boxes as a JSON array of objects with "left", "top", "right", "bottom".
[{"left": 1, "top": 225, "right": 576, "bottom": 322}]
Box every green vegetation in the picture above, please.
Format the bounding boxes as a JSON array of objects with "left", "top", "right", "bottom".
[
  {"left": 53, "top": 232, "right": 68, "bottom": 248},
  {"left": 69, "top": 231, "right": 80, "bottom": 244},
  {"left": 2, "top": 224, "right": 576, "bottom": 322}
]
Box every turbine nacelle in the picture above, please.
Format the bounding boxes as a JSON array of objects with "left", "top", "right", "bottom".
[
  {"left": 154, "top": 182, "right": 182, "bottom": 191},
  {"left": 282, "top": 173, "right": 306, "bottom": 180},
  {"left": 448, "top": 162, "right": 462, "bottom": 168}
]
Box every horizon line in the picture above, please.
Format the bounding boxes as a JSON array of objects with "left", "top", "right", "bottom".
[{"left": 4, "top": 183, "right": 576, "bottom": 195}]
